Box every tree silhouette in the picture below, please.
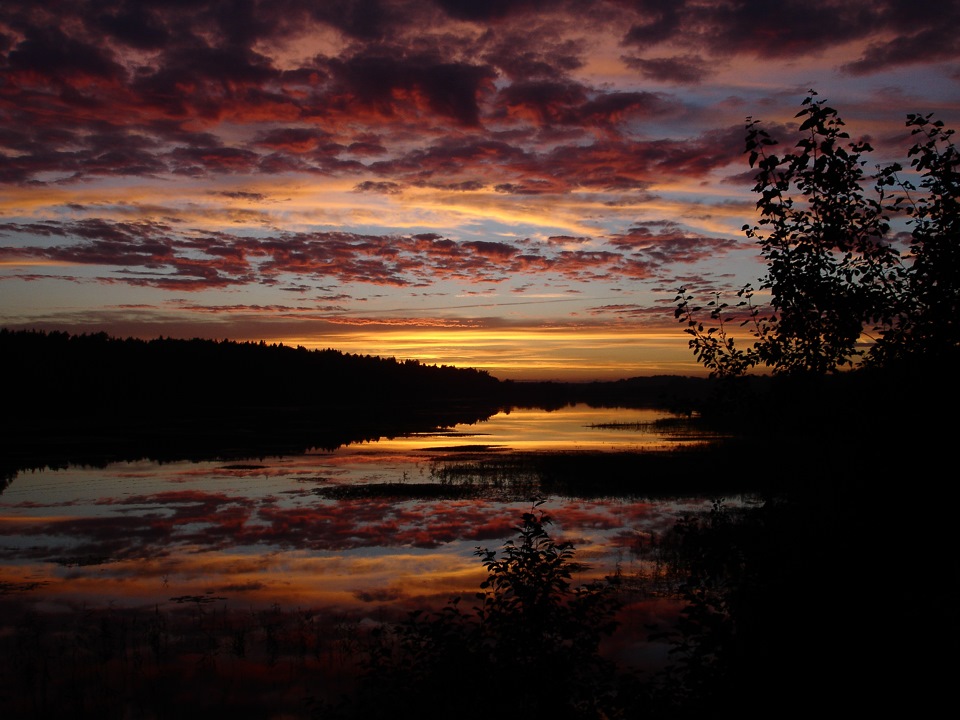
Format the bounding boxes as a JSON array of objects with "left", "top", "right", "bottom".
[
  {"left": 867, "top": 112, "right": 960, "bottom": 367},
  {"left": 677, "top": 92, "right": 959, "bottom": 377}
]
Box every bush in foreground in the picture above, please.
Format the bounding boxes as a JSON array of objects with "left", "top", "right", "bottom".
[{"left": 338, "top": 504, "right": 627, "bottom": 720}]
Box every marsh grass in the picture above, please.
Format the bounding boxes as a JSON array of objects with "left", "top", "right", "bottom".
[{"left": 587, "top": 416, "right": 726, "bottom": 439}]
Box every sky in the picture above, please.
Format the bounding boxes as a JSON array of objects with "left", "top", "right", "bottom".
[{"left": 1, "top": 1, "right": 958, "bottom": 381}]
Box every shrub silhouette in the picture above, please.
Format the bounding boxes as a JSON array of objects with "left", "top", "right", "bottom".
[{"left": 346, "top": 504, "right": 623, "bottom": 719}]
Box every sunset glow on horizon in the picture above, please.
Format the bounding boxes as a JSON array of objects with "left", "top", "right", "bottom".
[{"left": 2, "top": 1, "right": 957, "bottom": 380}]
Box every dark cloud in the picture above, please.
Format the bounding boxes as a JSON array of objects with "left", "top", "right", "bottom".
[
  {"left": 366, "top": 137, "right": 529, "bottom": 187},
  {"left": 494, "top": 181, "right": 554, "bottom": 195},
  {"left": 842, "top": 27, "right": 960, "bottom": 74},
  {"left": 414, "top": 179, "right": 486, "bottom": 191},
  {"left": 498, "top": 79, "right": 589, "bottom": 125},
  {"left": 366, "top": 128, "right": 738, "bottom": 195},
  {"left": 308, "top": 0, "right": 405, "bottom": 40},
  {"left": 699, "top": 0, "right": 869, "bottom": 58},
  {"left": 325, "top": 52, "right": 497, "bottom": 126},
  {"left": 131, "top": 42, "right": 282, "bottom": 115},
  {"left": 346, "top": 139, "right": 387, "bottom": 155},
  {"left": 462, "top": 240, "right": 519, "bottom": 259},
  {"left": 622, "top": 55, "right": 711, "bottom": 85},
  {"left": 619, "top": 0, "right": 960, "bottom": 69},
  {"left": 608, "top": 221, "right": 742, "bottom": 265},
  {"left": 525, "top": 134, "right": 732, "bottom": 192},
  {"left": 94, "top": 3, "right": 171, "bottom": 50},
  {"left": 587, "top": 303, "right": 659, "bottom": 318},
  {"left": 434, "top": 0, "right": 546, "bottom": 22},
  {"left": 354, "top": 180, "right": 404, "bottom": 194},
  {"left": 623, "top": 2, "right": 682, "bottom": 46},
  {"left": 216, "top": 190, "right": 269, "bottom": 201},
  {"left": 254, "top": 128, "right": 329, "bottom": 152},
  {"left": 170, "top": 145, "right": 261, "bottom": 175},
  {"left": 576, "top": 91, "right": 672, "bottom": 126},
  {"left": 5, "top": 24, "right": 125, "bottom": 82},
  {"left": 2, "top": 0, "right": 948, "bottom": 191},
  {"left": 483, "top": 38, "right": 584, "bottom": 81},
  {"left": 497, "top": 82, "right": 672, "bottom": 129}
]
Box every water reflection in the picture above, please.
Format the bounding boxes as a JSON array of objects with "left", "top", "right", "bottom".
[
  {"left": 370, "top": 404, "right": 698, "bottom": 454},
  {"left": 1, "top": 407, "right": 717, "bottom": 597},
  {"left": 1, "top": 486, "right": 707, "bottom": 610},
  {"left": 0, "top": 403, "right": 724, "bottom": 714}
]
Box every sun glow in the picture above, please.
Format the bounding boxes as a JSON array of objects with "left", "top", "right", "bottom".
[{"left": 281, "top": 326, "right": 705, "bottom": 380}]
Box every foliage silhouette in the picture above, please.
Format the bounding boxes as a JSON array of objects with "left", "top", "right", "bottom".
[
  {"left": 867, "top": 112, "right": 960, "bottom": 366},
  {"left": 677, "top": 91, "right": 959, "bottom": 377},
  {"left": 343, "top": 503, "right": 625, "bottom": 720}
]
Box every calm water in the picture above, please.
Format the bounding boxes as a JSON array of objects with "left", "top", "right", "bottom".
[{"left": 1, "top": 404, "right": 723, "bottom": 685}]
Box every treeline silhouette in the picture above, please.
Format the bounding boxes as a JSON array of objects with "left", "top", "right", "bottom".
[
  {"left": 2, "top": 329, "right": 505, "bottom": 472},
  {"left": 1, "top": 328, "right": 716, "bottom": 475},
  {"left": 2, "top": 328, "right": 501, "bottom": 407}
]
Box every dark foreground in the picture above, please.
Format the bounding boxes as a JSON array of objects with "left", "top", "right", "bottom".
[
  {"left": 1, "top": 426, "right": 953, "bottom": 719},
  {"left": 2, "top": 329, "right": 956, "bottom": 718}
]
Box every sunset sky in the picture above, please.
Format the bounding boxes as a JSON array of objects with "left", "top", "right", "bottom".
[{"left": 2, "top": 1, "right": 958, "bottom": 380}]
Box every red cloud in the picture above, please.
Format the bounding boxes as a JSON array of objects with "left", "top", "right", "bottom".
[{"left": 1, "top": 212, "right": 741, "bottom": 293}]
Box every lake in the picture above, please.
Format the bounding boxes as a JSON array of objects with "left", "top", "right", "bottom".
[{"left": 0, "top": 404, "right": 731, "bottom": 715}]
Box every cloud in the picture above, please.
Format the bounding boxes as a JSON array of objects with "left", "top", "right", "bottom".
[
  {"left": 622, "top": 2, "right": 682, "bottom": 46},
  {"left": 5, "top": 23, "right": 125, "bottom": 83},
  {"left": 3, "top": 0, "right": 944, "bottom": 196},
  {"left": 215, "top": 191, "right": 269, "bottom": 201},
  {"left": 842, "top": 26, "right": 960, "bottom": 74},
  {"left": 618, "top": 0, "right": 960, "bottom": 70},
  {"left": 0, "top": 219, "right": 660, "bottom": 290},
  {"left": 462, "top": 240, "right": 519, "bottom": 259},
  {"left": 354, "top": 180, "right": 404, "bottom": 194},
  {"left": 0, "top": 2, "right": 711, "bottom": 190},
  {"left": 498, "top": 79, "right": 589, "bottom": 125},
  {"left": 254, "top": 128, "right": 330, "bottom": 152},
  {"left": 608, "top": 221, "right": 743, "bottom": 264},
  {"left": 545, "top": 236, "right": 592, "bottom": 246},
  {"left": 324, "top": 51, "right": 497, "bottom": 127},
  {"left": 622, "top": 55, "right": 711, "bottom": 85},
  {"left": 434, "top": 0, "right": 548, "bottom": 22},
  {"left": 2, "top": 207, "right": 751, "bottom": 294},
  {"left": 93, "top": 3, "right": 171, "bottom": 50},
  {"left": 587, "top": 303, "right": 674, "bottom": 321},
  {"left": 483, "top": 36, "right": 585, "bottom": 81}
]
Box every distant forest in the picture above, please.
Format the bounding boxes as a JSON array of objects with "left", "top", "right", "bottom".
[
  {"left": 1, "top": 329, "right": 708, "bottom": 472},
  {"left": 3, "top": 328, "right": 500, "bottom": 410}
]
